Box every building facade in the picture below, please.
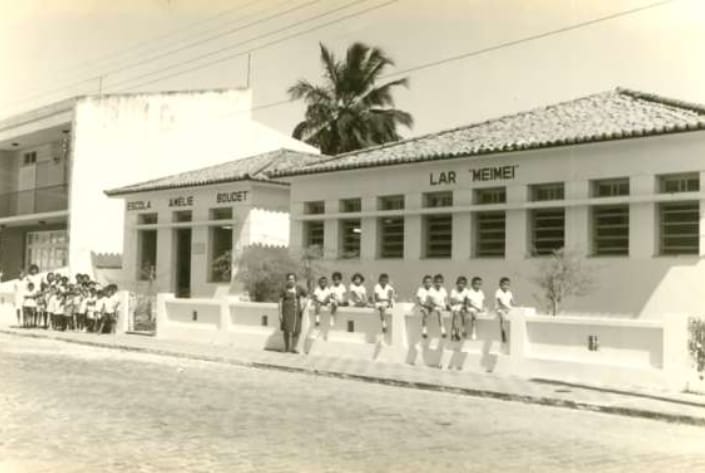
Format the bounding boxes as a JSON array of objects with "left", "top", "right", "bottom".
[
  {"left": 276, "top": 89, "right": 705, "bottom": 318},
  {"left": 106, "top": 149, "right": 323, "bottom": 297},
  {"left": 0, "top": 88, "right": 316, "bottom": 280}
]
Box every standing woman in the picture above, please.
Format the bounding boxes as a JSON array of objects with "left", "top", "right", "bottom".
[{"left": 278, "top": 273, "right": 307, "bottom": 353}]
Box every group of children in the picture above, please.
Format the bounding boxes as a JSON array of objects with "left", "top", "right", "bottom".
[
  {"left": 310, "top": 271, "right": 515, "bottom": 342},
  {"left": 15, "top": 265, "right": 121, "bottom": 334}
]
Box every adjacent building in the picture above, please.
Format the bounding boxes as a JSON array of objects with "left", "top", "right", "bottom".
[
  {"left": 273, "top": 88, "right": 705, "bottom": 318},
  {"left": 0, "top": 88, "right": 316, "bottom": 281},
  {"left": 105, "top": 148, "right": 324, "bottom": 297}
]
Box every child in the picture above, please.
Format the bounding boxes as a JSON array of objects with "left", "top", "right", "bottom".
[
  {"left": 104, "top": 284, "right": 121, "bottom": 334},
  {"left": 495, "top": 277, "right": 515, "bottom": 344},
  {"left": 415, "top": 275, "right": 434, "bottom": 339},
  {"left": 312, "top": 276, "right": 331, "bottom": 328},
  {"left": 85, "top": 287, "right": 97, "bottom": 333},
  {"left": 449, "top": 276, "right": 469, "bottom": 341},
  {"left": 328, "top": 272, "right": 347, "bottom": 327},
  {"left": 47, "top": 286, "right": 58, "bottom": 330},
  {"left": 22, "top": 281, "right": 38, "bottom": 329},
  {"left": 37, "top": 281, "right": 49, "bottom": 329},
  {"left": 64, "top": 285, "right": 76, "bottom": 331},
  {"left": 373, "top": 273, "right": 395, "bottom": 334},
  {"left": 75, "top": 288, "right": 87, "bottom": 332},
  {"left": 348, "top": 273, "right": 368, "bottom": 308},
  {"left": 95, "top": 289, "right": 108, "bottom": 334},
  {"left": 465, "top": 277, "right": 486, "bottom": 341},
  {"left": 14, "top": 270, "right": 25, "bottom": 327},
  {"left": 427, "top": 274, "right": 449, "bottom": 338}
]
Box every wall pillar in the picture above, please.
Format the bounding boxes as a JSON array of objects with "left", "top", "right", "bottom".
[
  {"left": 565, "top": 180, "right": 590, "bottom": 256},
  {"left": 662, "top": 312, "right": 690, "bottom": 390},
  {"left": 155, "top": 292, "right": 175, "bottom": 339},
  {"left": 404, "top": 193, "right": 422, "bottom": 260},
  {"left": 505, "top": 185, "right": 528, "bottom": 259},
  {"left": 630, "top": 175, "right": 657, "bottom": 257},
  {"left": 452, "top": 191, "right": 472, "bottom": 260}
]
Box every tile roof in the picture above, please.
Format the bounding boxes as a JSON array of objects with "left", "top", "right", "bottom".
[
  {"left": 271, "top": 88, "right": 705, "bottom": 177},
  {"left": 104, "top": 148, "right": 324, "bottom": 196}
]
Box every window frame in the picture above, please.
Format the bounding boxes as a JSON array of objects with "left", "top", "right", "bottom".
[
  {"left": 530, "top": 207, "right": 565, "bottom": 256},
  {"left": 423, "top": 213, "right": 453, "bottom": 258},
  {"left": 530, "top": 183, "right": 565, "bottom": 202},
  {"left": 658, "top": 201, "right": 699, "bottom": 255},
  {"left": 378, "top": 216, "right": 404, "bottom": 259},
  {"left": 591, "top": 204, "right": 629, "bottom": 256},
  {"left": 658, "top": 173, "right": 700, "bottom": 194},
  {"left": 423, "top": 191, "right": 453, "bottom": 208},
  {"left": 474, "top": 211, "right": 506, "bottom": 258}
]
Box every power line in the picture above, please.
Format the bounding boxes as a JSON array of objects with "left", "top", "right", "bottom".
[
  {"left": 382, "top": 0, "right": 680, "bottom": 79},
  {"left": 1, "top": 0, "right": 324, "bottom": 108},
  {"left": 115, "top": 0, "right": 396, "bottom": 92},
  {"left": 10, "top": 0, "right": 267, "bottom": 83},
  {"left": 147, "top": 0, "right": 680, "bottom": 136}
]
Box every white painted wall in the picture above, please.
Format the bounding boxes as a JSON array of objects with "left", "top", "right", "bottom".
[
  {"left": 68, "top": 89, "right": 316, "bottom": 276},
  {"left": 286, "top": 131, "right": 705, "bottom": 318}
]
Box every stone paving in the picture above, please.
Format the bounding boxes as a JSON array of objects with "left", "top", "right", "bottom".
[
  {"left": 2, "top": 334, "right": 705, "bottom": 473},
  {"left": 2, "top": 326, "right": 705, "bottom": 426}
]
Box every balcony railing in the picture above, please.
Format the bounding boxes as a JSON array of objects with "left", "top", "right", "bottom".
[{"left": 0, "top": 184, "right": 69, "bottom": 218}]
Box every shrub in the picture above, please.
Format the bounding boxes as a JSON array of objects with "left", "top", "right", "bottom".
[
  {"left": 533, "top": 248, "right": 594, "bottom": 316},
  {"left": 688, "top": 317, "right": 705, "bottom": 378},
  {"left": 235, "top": 246, "right": 300, "bottom": 302}
]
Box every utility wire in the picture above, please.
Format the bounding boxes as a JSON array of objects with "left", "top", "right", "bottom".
[
  {"left": 1, "top": 0, "right": 324, "bottom": 108},
  {"left": 142, "top": 0, "right": 680, "bottom": 136},
  {"left": 115, "top": 0, "right": 395, "bottom": 91}
]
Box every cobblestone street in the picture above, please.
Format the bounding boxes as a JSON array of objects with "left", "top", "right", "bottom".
[{"left": 1, "top": 333, "right": 704, "bottom": 473}]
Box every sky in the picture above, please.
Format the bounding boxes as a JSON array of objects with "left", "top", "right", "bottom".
[{"left": 1, "top": 0, "right": 704, "bottom": 140}]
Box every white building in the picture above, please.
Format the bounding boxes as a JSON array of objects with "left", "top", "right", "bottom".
[
  {"left": 105, "top": 148, "right": 324, "bottom": 298},
  {"left": 0, "top": 88, "right": 316, "bottom": 281},
  {"left": 273, "top": 88, "right": 705, "bottom": 318}
]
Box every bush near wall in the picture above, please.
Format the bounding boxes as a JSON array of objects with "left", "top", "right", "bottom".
[
  {"left": 235, "top": 246, "right": 299, "bottom": 302},
  {"left": 688, "top": 317, "right": 705, "bottom": 378}
]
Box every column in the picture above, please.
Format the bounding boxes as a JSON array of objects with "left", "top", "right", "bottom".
[
  {"left": 404, "top": 193, "right": 422, "bottom": 260},
  {"left": 452, "top": 189, "right": 472, "bottom": 260},
  {"left": 630, "top": 175, "right": 657, "bottom": 258},
  {"left": 190, "top": 204, "right": 209, "bottom": 295},
  {"left": 323, "top": 199, "right": 339, "bottom": 260},
  {"left": 698, "top": 171, "right": 705, "bottom": 256},
  {"left": 156, "top": 227, "right": 174, "bottom": 293},
  {"left": 565, "top": 180, "right": 590, "bottom": 256},
  {"left": 289, "top": 202, "right": 304, "bottom": 252},
  {"left": 505, "top": 184, "right": 528, "bottom": 259}
]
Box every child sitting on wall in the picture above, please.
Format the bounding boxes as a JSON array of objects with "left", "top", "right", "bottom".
[
  {"left": 348, "top": 273, "right": 368, "bottom": 308},
  {"left": 495, "top": 277, "right": 515, "bottom": 344},
  {"left": 427, "top": 274, "right": 449, "bottom": 339},
  {"left": 328, "top": 271, "right": 347, "bottom": 327},
  {"left": 373, "top": 273, "right": 395, "bottom": 334},
  {"left": 415, "top": 275, "right": 434, "bottom": 339},
  {"left": 312, "top": 276, "right": 332, "bottom": 328},
  {"left": 449, "top": 276, "right": 469, "bottom": 341},
  {"left": 465, "top": 277, "right": 486, "bottom": 341}
]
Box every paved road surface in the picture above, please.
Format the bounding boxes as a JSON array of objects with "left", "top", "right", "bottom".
[{"left": 1, "top": 333, "right": 704, "bottom": 473}]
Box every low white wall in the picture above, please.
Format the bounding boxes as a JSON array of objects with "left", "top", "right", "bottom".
[{"left": 154, "top": 296, "right": 693, "bottom": 390}]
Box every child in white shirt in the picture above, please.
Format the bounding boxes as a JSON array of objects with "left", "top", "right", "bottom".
[
  {"left": 312, "top": 276, "right": 332, "bottom": 328},
  {"left": 373, "top": 273, "right": 394, "bottom": 334},
  {"left": 22, "top": 281, "right": 38, "bottom": 329},
  {"left": 495, "top": 277, "right": 515, "bottom": 344},
  {"left": 465, "top": 277, "right": 486, "bottom": 341},
  {"left": 328, "top": 271, "right": 347, "bottom": 327},
  {"left": 427, "top": 274, "right": 448, "bottom": 339},
  {"left": 415, "top": 275, "right": 434, "bottom": 339},
  {"left": 449, "top": 276, "right": 469, "bottom": 341},
  {"left": 348, "top": 273, "right": 368, "bottom": 308}
]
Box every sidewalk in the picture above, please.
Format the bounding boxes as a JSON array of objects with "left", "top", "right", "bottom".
[{"left": 2, "top": 325, "right": 705, "bottom": 426}]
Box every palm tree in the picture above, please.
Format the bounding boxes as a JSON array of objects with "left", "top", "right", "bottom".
[{"left": 288, "top": 42, "right": 412, "bottom": 155}]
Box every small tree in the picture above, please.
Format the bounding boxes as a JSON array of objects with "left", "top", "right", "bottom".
[
  {"left": 534, "top": 248, "right": 593, "bottom": 316},
  {"left": 688, "top": 317, "right": 705, "bottom": 379},
  {"left": 235, "top": 245, "right": 299, "bottom": 302}
]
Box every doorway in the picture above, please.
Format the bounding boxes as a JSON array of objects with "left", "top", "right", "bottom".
[{"left": 174, "top": 228, "right": 192, "bottom": 298}]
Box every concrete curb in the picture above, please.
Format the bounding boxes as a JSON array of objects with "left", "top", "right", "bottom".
[{"left": 3, "top": 328, "right": 704, "bottom": 427}]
